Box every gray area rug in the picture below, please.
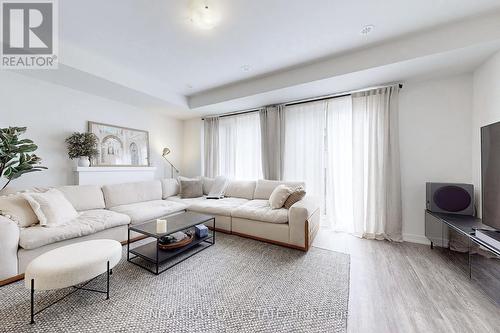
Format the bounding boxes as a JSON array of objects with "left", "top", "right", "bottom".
[{"left": 0, "top": 234, "right": 349, "bottom": 333}]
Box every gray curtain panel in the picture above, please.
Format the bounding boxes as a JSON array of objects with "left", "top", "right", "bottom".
[
  {"left": 351, "top": 85, "right": 402, "bottom": 241},
  {"left": 204, "top": 117, "right": 219, "bottom": 177},
  {"left": 260, "top": 105, "right": 285, "bottom": 180}
]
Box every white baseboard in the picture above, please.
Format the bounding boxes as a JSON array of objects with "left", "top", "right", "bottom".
[{"left": 403, "top": 233, "right": 431, "bottom": 245}]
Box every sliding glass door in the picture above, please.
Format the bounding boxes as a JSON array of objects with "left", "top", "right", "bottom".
[
  {"left": 205, "top": 86, "right": 401, "bottom": 240},
  {"left": 283, "top": 96, "right": 353, "bottom": 231}
]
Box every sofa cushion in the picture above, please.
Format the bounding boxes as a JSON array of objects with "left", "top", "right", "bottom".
[
  {"left": 57, "top": 185, "right": 105, "bottom": 211},
  {"left": 22, "top": 189, "right": 78, "bottom": 227},
  {"left": 0, "top": 194, "right": 38, "bottom": 228},
  {"left": 166, "top": 195, "right": 207, "bottom": 207},
  {"left": 109, "top": 200, "right": 187, "bottom": 224},
  {"left": 161, "top": 179, "right": 179, "bottom": 199},
  {"left": 102, "top": 181, "right": 162, "bottom": 208},
  {"left": 254, "top": 179, "right": 305, "bottom": 200},
  {"left": 231, "top": 199, "right": 288, "bottom": 224},
  {"left": 19, "top": 209, "right": 130, "bottom": 250},
  {"left": 224, "top": 180, "right": 256, "bottom": 200},
  {"left": 190, "top": 197, "right": 248, "bottom": 216},
  {"left": 168, "top": 196, "right": 248, "bottom": 216}
]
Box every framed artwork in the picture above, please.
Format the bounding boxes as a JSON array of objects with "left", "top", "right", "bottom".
[{"left": 88, "top": 121, "right": 150, "bottom": 167}]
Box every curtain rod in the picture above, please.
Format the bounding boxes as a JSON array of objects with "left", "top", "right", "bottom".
[{"left": 202, "top": 83, "right": 403, "bottom": 120}]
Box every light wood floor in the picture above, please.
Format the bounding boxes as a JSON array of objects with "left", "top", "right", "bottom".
[{"left": 312, "top": 228, "right": 500, "bottom": 333}]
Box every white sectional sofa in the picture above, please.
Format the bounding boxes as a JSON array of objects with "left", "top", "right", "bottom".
[{"left": 0, "top": 178, "right": 320, "bottom": 285}]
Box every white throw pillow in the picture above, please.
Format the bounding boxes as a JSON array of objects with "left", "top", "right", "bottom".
[
  {"left": 202, "top": 176, "right": 215, "bottom": 195},
  {"left": 22, "top": 189, "right": 78, "bottom": 227},
  {"left": 207, "top": 176, "right": 229, "bottom": 199},
  {"left": 268, "top": 185, "right": 292, "bottom": 209}
]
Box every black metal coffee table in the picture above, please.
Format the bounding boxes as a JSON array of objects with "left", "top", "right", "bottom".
[{"left": 127, "top": 211, "right": 215, "bottom": 275}]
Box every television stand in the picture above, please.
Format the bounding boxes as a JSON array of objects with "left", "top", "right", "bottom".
[{"left": 425, "top": 210, "right": 500, "bottom": 305}]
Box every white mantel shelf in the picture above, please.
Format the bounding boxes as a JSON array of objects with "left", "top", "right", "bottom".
[
  {"left": 74, "top": 167, "right": 157, "bottom": 172},
  {"left": 74, "top": 166, "right": 157, "bottom": 185}
]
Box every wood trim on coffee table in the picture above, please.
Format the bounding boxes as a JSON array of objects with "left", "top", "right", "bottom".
[
  {"left": 120, "top": 235, "right": 147, "bottom": 245},
  {"left": 206, "top": 226, "right": 231, "bottom": 234}
]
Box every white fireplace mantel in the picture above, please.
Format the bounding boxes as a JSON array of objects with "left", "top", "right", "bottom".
[{"left": 74, "top": 166, "right": 157, "bottom": 185}]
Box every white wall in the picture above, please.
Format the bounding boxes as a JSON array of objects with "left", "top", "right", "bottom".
[
  {"left": 181, "top": 118, "right": 203, "bottom": 177},
  {"left": 472, "top": 50, "right": 500, "bottom": 216},
  {"left": 0, "top": 71, "right": 184, "bottom": 189},
  {"left": 399, "top": 74, "right": 473, "bottom": 244}
]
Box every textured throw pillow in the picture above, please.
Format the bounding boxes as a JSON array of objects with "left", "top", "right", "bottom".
[
  {"left": 283, "top": 186, "right": 306, "bottom": 209},
  {"left": 207, "top": 176, "right": 228, "bottom": 199},
  {"left": 179, "top": 178, "right": 203, "bottom": 198},
  {"left": 22, "top": 189, "right": 78, "bottom": 227},
  {"left": 268, "top": 185, "right": 292, "bottom": 209},
  {"left": 202, "top": 177, "right": 215, "bottom": 195},
  {"left": 0, "top": 194, "right": 39, "bottom": 227}
]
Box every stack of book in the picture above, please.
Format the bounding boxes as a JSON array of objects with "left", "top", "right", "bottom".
[{"left": 475, "top": 229, "right": 500, "bottom": 251}]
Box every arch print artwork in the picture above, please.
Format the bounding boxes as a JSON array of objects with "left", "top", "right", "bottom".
[{"left": 88, "top": 121, "right": 150, "bottom": 166}]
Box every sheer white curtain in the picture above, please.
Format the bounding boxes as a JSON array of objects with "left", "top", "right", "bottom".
[
  {"left": 351, "top": 87, "right": 402, "bottom": 240},
  {"left": 260, "top": 105, "right": 285, "bottom": 180},
  {"left": 283, "top": 88, "right": 402, "bottom": 241},
  {"left": 204, "top": 117, "right": 219, "bottom": 177},
  {"left": 283, "top": 101, "right": 327, "bottom": 212},
  {"left": 325, "top": 96, "right": 353, "bottom": 231},
  {"left": 218, "top": 112, "right": 263, "bottom": 180}
]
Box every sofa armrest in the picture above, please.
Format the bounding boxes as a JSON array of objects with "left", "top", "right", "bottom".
[
  {"left": 288, "top": 196, "right": 320, "bottom": 250},
  {"left": 0, "top": 215, "right": 19, "bottom": 280}
]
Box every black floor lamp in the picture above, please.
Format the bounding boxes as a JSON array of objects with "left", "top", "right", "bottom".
[{"left": 162, "top": 147, "right": 179, "bottom": 178}]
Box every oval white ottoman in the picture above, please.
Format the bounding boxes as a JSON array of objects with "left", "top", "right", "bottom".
[
  {"left": 25, "top": 239, "right": 122, "bottom": 324},
  {"left": 25, "top": 239, "right": 122, "bottom": 290}
]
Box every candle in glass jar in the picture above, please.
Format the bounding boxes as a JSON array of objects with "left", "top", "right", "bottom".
[{"left": 156, "top": 219, "right": 167, "bottom": 233}]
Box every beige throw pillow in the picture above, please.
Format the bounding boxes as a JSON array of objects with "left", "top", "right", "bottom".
[
  {"left": 269, "top": 185, "right": 292, "bottom": 209},
  {"left": 22, "top": 189, "right": 78, "bottom": 227},
  {"left": 0, "top": 194, "right": 39, "bottom": 227},
  {"left": 283, "top": 186, "right": 306, "bottom": 209},
  {"left": 178, "top": 177, "right": 203, "bottom": 198}
]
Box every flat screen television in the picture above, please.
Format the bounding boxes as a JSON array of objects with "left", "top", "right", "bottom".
[{"left": 481, "top": 121, "right": 500, "bottom": 230}]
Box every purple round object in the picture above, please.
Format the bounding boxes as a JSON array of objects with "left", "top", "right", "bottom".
[{"left": 433, "top": 186, "right": 471, "bottom": 212}]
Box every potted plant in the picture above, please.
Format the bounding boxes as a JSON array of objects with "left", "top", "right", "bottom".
[
  {"left": 65, "top": 132, "right": 99, "bottom": 167},
  {"left": 0, "top": 127, "right": 47, "bottom": 190}
]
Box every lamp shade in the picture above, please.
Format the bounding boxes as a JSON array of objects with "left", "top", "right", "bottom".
[{"left": 162, "top": 148, "right": 171, "bottom": 157}]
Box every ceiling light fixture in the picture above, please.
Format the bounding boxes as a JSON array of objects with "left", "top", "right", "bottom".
[
  {"left": 241, "top": 65, "right": 251, "bottom": 72},
  {"left": 360, "top": 24, "right": 374, "bottom": 35},
  {"left": 189, "top": 0, "right": 220, "bottom": 30}
]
